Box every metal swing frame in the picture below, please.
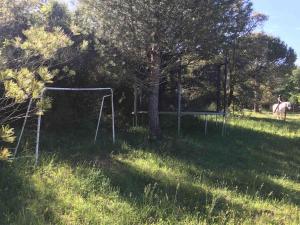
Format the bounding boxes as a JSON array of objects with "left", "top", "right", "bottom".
[{"left": 14, "top": 87, "right": 115, "bottom": 165}]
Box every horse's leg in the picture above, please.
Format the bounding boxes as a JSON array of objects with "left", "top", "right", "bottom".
[{"left": 284, "top": 110, "right": 287, "bottom": 121}]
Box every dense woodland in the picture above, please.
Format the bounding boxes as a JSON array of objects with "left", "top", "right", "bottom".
[
  {"left": 1, "top": 1, "right": 300, "bottom": 224},
  {"left": 0, "top": 0, "right": 299, "bottom": 152}
]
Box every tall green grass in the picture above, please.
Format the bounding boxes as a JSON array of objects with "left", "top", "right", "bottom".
[{"left": 0, "top": 113, "right": 299, "bottom": 224}]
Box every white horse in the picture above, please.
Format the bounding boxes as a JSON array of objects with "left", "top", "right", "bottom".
[{"left": 272, "top": 102, "right": 291, "bottom": 120}]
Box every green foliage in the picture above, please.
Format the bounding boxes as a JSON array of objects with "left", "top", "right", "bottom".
[
  {"left": 38, "top": 0, "right": 71, "bottom": 31},
  {"left": 0, "top": 0, "right": 38, "bottom": 42},
  {"left": 289, "top": 67, "right": 300, "bottom": 95},
  {"left": 0, "top": 125, "right": 15, "bottom": 161},
  {"left": 36, "top": 97, "right": 53, "bottom": 115},
  {"left": 291, "top": 67, "right": 300, "bottom": 87},
  {"left": 38, "top": 67, "right": 54, "bottom": 83},
  {"left": 0, "top": 2, "right": 73, "bottom": 146},
  {"left": 1, "top": 68, "right": 43, "bottom": 102},
  {"left": 15, "top": 26, "right": 73, "bottom": 60},
  {"left": 0, "top": 148, "right": 12, "bottom": 161},
  {"left": 79, "top": 40, "right": 89, "bottom": 51},
  {"left": 228, "top": 33, "right": 296, "bottom": 110},
  {"left": 0, "top": 125, "right": 15, "bottom": 143},
  {"left": 62, "top": 66, "right": 76, "bottom": 77},
  {"left": 289, "top": 94, "right": 300, "bottom": 105},
  {"left": 1, "top": 24, "right": 73, "bottom": 100},
  {"left": 79, "top": 0, "right": 254, "bottom": 61}
]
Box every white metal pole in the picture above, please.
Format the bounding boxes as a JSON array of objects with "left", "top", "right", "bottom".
[
  {"left": 111, "top": 90, "right": 115, "bottom": 144},
  {"left": 35, "top": 113, "right": 42, "bottom": 166},
  {"left": 205, "top": 114, "right": 208, "bottom": 136},
  {"left": 134, "top": 79, "right": 138, "bottom": 127},
  {"left": 34, "top": 87, "right": 116, "bottom": 165},
  {"left": 44, "top": 87, "right": 112, "bottom": 91},
  {"left": 177, "top": 78, "right": 182, "bottom": 136},
  {"left": 94, "top": 95, "right": 108, "bottom": 143},
  {"left": 35, "top": 89, "right": 47, "bottom": 166},
  {"left": 14, "top": 98, "right": 33, "bottom": 156},
  {"left": 225, "top": 115, "right": 228, "bottom": 134}
]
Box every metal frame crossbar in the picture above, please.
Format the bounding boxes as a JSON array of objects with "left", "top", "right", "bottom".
[
  {"left": 132, "top": 111, "right": 227, "bottom": 136},
  {"left": 14, "top": 87, "right": 115, "bottom": 166}
]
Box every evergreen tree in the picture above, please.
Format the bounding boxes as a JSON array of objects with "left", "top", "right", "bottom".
[
  {"left": 78, "top": 0, "right": 255, "bottom": 138},
  {"left": 0, "top": 0, "right": 73, "bottom": 158}
]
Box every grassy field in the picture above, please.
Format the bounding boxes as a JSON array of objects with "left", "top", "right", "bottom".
[{"left": 0, "top": 112, "right": 299, "bottom": 225}]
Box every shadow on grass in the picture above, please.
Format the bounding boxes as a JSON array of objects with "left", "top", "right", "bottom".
[
  {"left": 117, "top": 116, "right": 300, "bottom": 206},
  {"left": 98, "top": 158, "right": 264, "bottom": 222},
  {"left": 29, "top": 115, "right": 300, "bottom": 218},
  {"left": 0, "top": 161, "right": 47, "bottom": 224}
]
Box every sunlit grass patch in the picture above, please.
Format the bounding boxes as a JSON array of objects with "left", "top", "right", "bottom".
[
  {"left": 115, "top": 146, "right": 300, "bottom": 224},
  {"left": 226, "top": 113, "right": 300, "bottom": 138},
  {"left": 1, "top": 157, "right": 141, "bottom": 225}
]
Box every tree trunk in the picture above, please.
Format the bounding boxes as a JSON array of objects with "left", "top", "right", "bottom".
[
  {"left": 223, "top": 55, "right": 228, "bottom": 113},
  {"left": 177, "top": 67, "right": 182, "bottom": 136},
  {"left": 253, "top": 103, "right": 259, "bottom": 112},
  {"left": 148, "top": 42, "right": 161, "bottom": 139},
  {"left": 216, "top": 65, "right": 221, "bottom": 112},
  {"left": 228, "top": 82, "right": 234, "bottom": 108},
  {"left": 133, "top": 77, "right": 138, "bottom": 126},
  {"left": 228, "top": 38, "right": 237, "bottom": 108},
  {"left": 253, "top": 79, "right": 260, "bottom": 112}
]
